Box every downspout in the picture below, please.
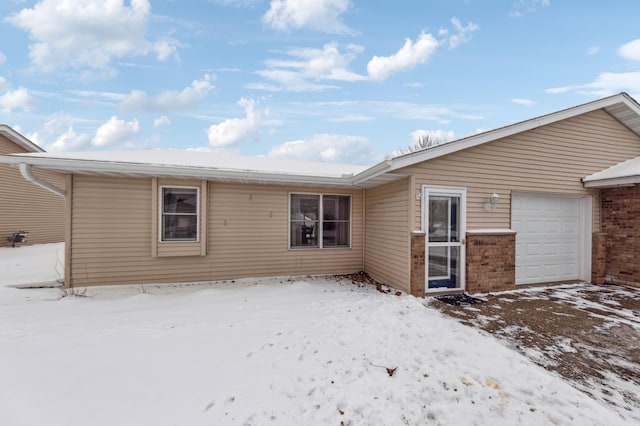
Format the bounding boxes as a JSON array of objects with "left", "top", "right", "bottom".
[
  {"left": 19, "top": 163, "right": 66, "bottom": 197},
  {"left": 362, "top": 188, "right": 366, "bottom": 272}
]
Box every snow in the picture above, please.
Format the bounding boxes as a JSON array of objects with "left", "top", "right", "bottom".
[
  {"left": 0, "top": 245, "right": 628, "bottom": 425},
  {"left": 6, "top": 150, "right": 369, "bottom": 178},
  {"left": 1, "top": 242, "right": 64, "bottom": 287}
]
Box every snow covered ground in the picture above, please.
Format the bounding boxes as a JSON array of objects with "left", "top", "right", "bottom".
[{"left": 0, "top": 244, "right": 630, "bottom": 425}]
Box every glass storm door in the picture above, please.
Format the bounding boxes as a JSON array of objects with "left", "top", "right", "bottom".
[{"left": 425, "top": 188, "right": 466, "bottom": 290}]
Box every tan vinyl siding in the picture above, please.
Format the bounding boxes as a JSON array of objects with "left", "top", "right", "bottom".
[
  {"left": 401, "top": 109, "right": 640, "bottom": 231},
  {"left": 364, "top": 177, "right": 410, "bottom": 292},
  {"left": 0, "top": 136, "right": 65, "bottom": 247},
  {"left": 69, "top": 176, "right": 363, "bottom": 286}
]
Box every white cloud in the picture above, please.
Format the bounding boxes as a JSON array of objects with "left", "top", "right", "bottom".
[
  {"left": 511, "top": 0, "right": 550, "bottom": 17},
  {"left": 268, "top": 43, "right": 364, "bottom": 81},
  {"left": 27, "top": 113, "right": 92, "bottom": 151},
  {"left": 0, "top": 87, "right": 36, "bottom": 113},
  {"left": 210, "top": 0, "right": 260, "bottom": 6},
  {"left": 248, "top": 71, "right": 340, "bottom": 92},
  {"left": 153, "top": 115, "right": 171, "bottom": 127},
  {"left": 327, "top": 114, "right": 373, "bottom": 123},
  {"left": 511, "top": 98, "right": 535, "bottom": 107},
  {"left": 445, "top": 17, "right": 479, "bottom": 49},
  {"left": 367, "top": 33, "right": 439, "bottom": 81},
  {"left": 618, "top": 39, "right": 640, "bottom": 61},
  {"left": 6, "top": 0, "right": 177, "bottom": 73},
  {"left": 92, "top": 116, "right": 140, "bottom": 147},
  {"left": 207, "top": 98, "right": 264, "bottom": 147},
  {"left": 410, "top": 129, "right": 456, "bottom": 144},
  {"left": 546, "top": 72, "right": 640, "bottom": 98},
  {"left": 545, "top": 85, "right": 573, "bottom": 94},
  {"left": 0, "top": 77, "right": 7, "bottom": 92},
  {"left": 253, "top": 43, "right": 365, "bottom": 92},
  {"left": 263, "top": 0, "right": 352, "bottom": 34},
  {"left": 548, "top": 39, "right": 640, "bottom": 98},
  {"left": 267, "top": 133, "right": 377, "bottom": 165},
  {"left": 283, "top": 100, "right": 483, "bottom": 124},
  {"left": 587, "top": 46, "right": 600, "bottom": 56},
  {"left": 120, "top": 75, "right": 214, "bottom": 112},
  {"left": 47, "top": 127, "right": 92, "bottom": 152}
]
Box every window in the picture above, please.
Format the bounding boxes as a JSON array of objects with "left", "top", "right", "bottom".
[
  {"left": 290, "top": 193, "right": 350, "bottom": 249},
  {"left": 161, "top": 186, "right": 199, "bottom": 241}
]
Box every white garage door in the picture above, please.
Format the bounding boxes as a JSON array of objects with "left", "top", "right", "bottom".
[{"left": 512, "top": 193, "right": 581, "bottom": 285}]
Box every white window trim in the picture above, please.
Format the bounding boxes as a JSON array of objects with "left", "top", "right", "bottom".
[
  {"left": 159, "top": 185, "right": 200, "bottom": 243},
  {"left": 288, "top": 192, "right": 352, "bottom": 250}
]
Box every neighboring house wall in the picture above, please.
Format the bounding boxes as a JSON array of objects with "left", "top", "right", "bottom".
[
  {"left": 398, "top": 109, "right": 640, "bottom": 294},
  {"left": 601, "top": 185, "right": 640, "bottom": 287},
  {"left": 67, "top": 175, "right": 364, "bottom": 287},
  {"left": 0, "top": 136, "right": 64, "bottom": 247},
  {"left": 364, "top": 177, "right": 411, "bottom": 292}
]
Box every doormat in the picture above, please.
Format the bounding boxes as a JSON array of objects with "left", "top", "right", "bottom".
[{"left": 436, "top": 294, "right": 485, "bottom": 306}]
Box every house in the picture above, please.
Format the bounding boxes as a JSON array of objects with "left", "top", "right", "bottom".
[
  {"left": 0, "top": 125, "right": 65, "bottom": 247},
  {"left": 1, "top": 93, "right": 639, "bottom": 294}
]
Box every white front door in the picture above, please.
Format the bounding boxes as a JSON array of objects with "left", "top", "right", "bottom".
[
  {"left": 423, "top": 186, "right": 466, "bottom": 291},
  {"left": 511, "top": 193, "right": 591, "bottom": 285}
]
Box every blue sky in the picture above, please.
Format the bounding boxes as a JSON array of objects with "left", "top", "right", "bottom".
[{"left": 0, "top": 0, "right": 639, "bottom": 165}]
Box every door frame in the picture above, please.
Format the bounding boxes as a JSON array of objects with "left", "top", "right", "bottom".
[{"left": 422, "top": 185, "right": 467, "bottom": 293}]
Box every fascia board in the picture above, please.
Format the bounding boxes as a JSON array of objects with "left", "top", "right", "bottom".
[
  {"left": 583, "top": 176, "right": 640, "bottom": 188},
  {"left": 351, "top": 159, "right": 393, "bottom": 185},
  {"left": 0, "top": 125, "right": 44, "bottom": 153},
  {"left": 0, "top": 155, "right": 355, "bottom": 187}
]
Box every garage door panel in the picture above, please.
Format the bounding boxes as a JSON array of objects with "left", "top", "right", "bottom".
[
  {"left": 512, "top": 193, "right": 582, "bottom": 285},
  {"left": 562, "top": 243, "right": 578, "bottom": 256}
]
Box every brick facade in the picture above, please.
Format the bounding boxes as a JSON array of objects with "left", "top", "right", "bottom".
[
  {"left": 601, "top": 186, "right": 640, "bottom": 287},
  {"left": 410, "top": 232, "right": 425, "bottom": 297},
  {"left": 465, "top": 232, "right": 516, "bottom": 294},
  {"left": 591, "top": 232, "right": 607, "bottom": 285}
]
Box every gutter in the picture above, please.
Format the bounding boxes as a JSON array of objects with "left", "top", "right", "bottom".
[
  {"left": 19, "top": 163, "right": 66, "bottom": 197},
  {"left": 351, "top": 159, "right": 393, "bottom": 186},
  {"left": 0, "top": 156, "right": 355, "bottom": 188},
  {"left": 582, "top": 175, "right": 640, "bottom": 188}
]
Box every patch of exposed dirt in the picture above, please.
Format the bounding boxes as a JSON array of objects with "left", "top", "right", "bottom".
[{"left": 430, "top": 284, "right": 640, "bottom": 422}]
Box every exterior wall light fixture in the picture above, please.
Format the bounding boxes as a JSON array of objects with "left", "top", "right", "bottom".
[{"left": 484, "top": 191, "right": 500, "bottom": 211}]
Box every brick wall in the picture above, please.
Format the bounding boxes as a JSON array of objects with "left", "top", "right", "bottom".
[
  {"left": 465, "top": 232, "right": 516, "bottom": 294},
  {"left": 601, "top": 186, "right": 640, "bottom": 286},
  {"left": 591, "top": 232, "right": 607, "bottom": 285},
  {"left": 410, "top": 232, "right": 425, "bottom": 297}
]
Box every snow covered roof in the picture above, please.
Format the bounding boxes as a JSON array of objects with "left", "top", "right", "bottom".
[
  {"left": 0, "top": 125, "right": 44, "bottom": 153},
  {"left": 1, "top": 93, "right": 639, "bottom": 189},
  {"left": 0, "top": 150, "right": 401, "bottom": 188},
  {"left": 583, "top": 156, "right": 640, "bottom": 188}
]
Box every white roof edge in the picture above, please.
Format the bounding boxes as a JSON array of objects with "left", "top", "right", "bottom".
[
  {"left": 0, "top": 154, "right": 356, "bottom": 187},
  {"left": 381, "top": 92, "right": 640, "bottom": 173},
  {"left": 351, "top": 159, "right": 393, "bottom": 184},
  {"left": 583, "top": 176, "right": 640, "bottom": 188},
  {"left": 0, "top": 125, "right": 44, "bottom": 153}
]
